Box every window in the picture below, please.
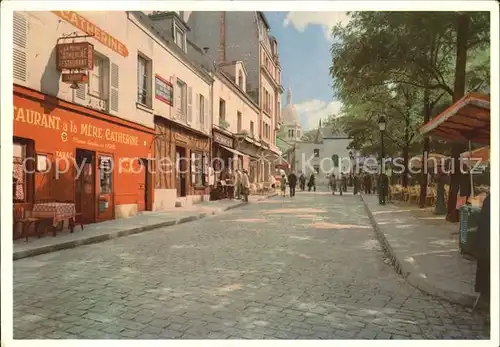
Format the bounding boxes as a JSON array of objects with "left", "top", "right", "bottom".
[
  {"left": 238, "top": 71, "right": 243, "bottom": 89},
  {"left": 237, "top": 112, "right": 242, "bottom": 133},
  {"left": 314, "top": 149, "right": 320, "bottom": 157},
  {"left": 250, "top": 121, "right": 254, "bottom": 137},
  {"left": 13, "top": 142, "right": 27, "bottom": 202},
  {"left": 192, "top": 152, "right": 204, "bottom": 186},
  {"left": 98, "top": 156, "right": 113, "bottom": 194},
  {"left": 137, "top": 55, "right": 152, "bottom": 106},
  {"left": 90, "top": 55, "right": 107, "bottom": 99},
  {"left": 174, "top": 24, "right": 186, "bottom": 52},
  {"left": 199, "top": 94, "right": 205, "bottom": 126},
  {"left": 176, "top": 79, "right": 187, "bottom": 120},
  {"left": 219, "top": 98, "right": 226, "bottom": 121}
]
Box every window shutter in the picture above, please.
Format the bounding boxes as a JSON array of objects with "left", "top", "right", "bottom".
[
  {"left": 75, "top": 83, "right": 87, "bottom": 102},
  {"left": 187, "top": 86, "right": 193, "bottom": 124},
  {"left": 204, "top": 95, "right": 209, "bottom": 132},
  {"left": 13, "top": 12, "right": 28, "bottom": 82},
  {"left": 110, "top": 62, "right": 119, "bottom": 112},
  {"left": 195, "top": 93, "right": 199, "bottom": 127},
  {"left": 191, "top": 152, "right": 196, "bottom": 184}
]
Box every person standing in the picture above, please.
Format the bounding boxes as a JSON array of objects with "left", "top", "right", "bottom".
[
  {"left": 329, "top": 173, "right": 336, "bottom": 195},
  {"left": 241, "top": 169, "right": 250, "bottom": 202},
  {"left": 474, "top": 193, "right": 490, "bottom": 308},
  {"left": 299, "top": 172, "right": 306, "bottom": 191},
  {"left": 364, "top": 173, "right": 372, "bottom": 195},
  {"left": 280, "top": 173, "right": 287, "bottom": 197},
  {"left": 342, "top": 173, "right": 347, "bottom": 192},
  {"left": 288, "top": 171, "right": 297, "bottom": 197},
  {"left": 308, "top": 173, "right": 316, "bottom": 192},
  {"left": 233, "top": 169, "right": 241, "bottom": 199},
  {"left": 353, "top": 174, "right": 359, "bottom": 195},
  {"left": 378, "top": 172, "right": 389, "bottom": 205}
]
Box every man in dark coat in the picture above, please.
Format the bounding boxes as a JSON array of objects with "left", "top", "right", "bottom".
[
  {"left": 299, "top": 172, "right": 306, "bottom": 191},
  {"left": 288, "top": 171, "right": 298, "bottom": 197},
  {"left": 308, "top": 173, "right": 316, "bottom": 192},
  {"left": 378, "top": 173, "right": 389, "bottom": 205},
  {"left": 353, "top": 175, "right": 359, "bottom": 195},
  {"left": 474, "top": 193, "right": 490, "bottom": 306},
  {"left": 364, "top": 173, "right": 372, "bottom": 194},
  {"left": 342, "top": 173, "right": 347, "bottom": 192}
]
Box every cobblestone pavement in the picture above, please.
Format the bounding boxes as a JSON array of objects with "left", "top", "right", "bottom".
[{"left": 14, "top": 191, "right": 490, "bottom": 339}]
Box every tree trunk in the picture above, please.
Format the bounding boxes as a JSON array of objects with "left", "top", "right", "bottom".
[
  {"left": 402, "top": 117, "right": 410, "bottom": 188},
  {"left": 419, "top": 89, "right": 431, "bottom": 208},
  {"left": 447, "top": 13, "right": 469, "bottom": 222}
]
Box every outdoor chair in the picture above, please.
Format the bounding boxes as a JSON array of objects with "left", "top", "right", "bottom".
[{"left": 13, "top": 205, "right": 42, "bottom": 241}]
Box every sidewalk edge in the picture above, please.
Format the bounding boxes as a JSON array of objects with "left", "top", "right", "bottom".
[
  {"left": 360, "top": 194, "right": 476, "bottom": 308},
  {"left": 13, "top": 193, "right": 277, "bottom": 261}
]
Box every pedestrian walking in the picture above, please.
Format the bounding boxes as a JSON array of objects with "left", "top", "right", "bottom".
[
  {"left": 241, "top": 169, "right": 250, "bottom": 202},
  {"left": 307, "top": 173, "right": 316, "bottom": 192},
  {"left": 342, "top": 173, "right": 347, "bottom": 192},
  {"left": 234, "top": 169, "right": 242, "bottom": 199},
  {"left": 329, "top": 173, "right": 336, "bottom": 195},
  {"left": 364, "top": 173, "right": 372, "bottom": 195},
  {"left": 299, "top": 172, "right": 306, "bottom": 191},
  {"left": 288, "top": 171, "right": 297, "bottom": 197},
  {"left": 280, "top": 173, "right": 287, "bottom": 197},
  {"left": 474, "top": 193, "right": 490, "bottom": 309},
  {"left": 353, "top": 174, "right": 359, "bottom": 195}
]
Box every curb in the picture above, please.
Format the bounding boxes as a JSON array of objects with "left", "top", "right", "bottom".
[
  {"left": 13, "top": 194, "right": 277, "bottom": 261},
  {"left": 360, "top": 194, "right": 476, "bottom": 308}
]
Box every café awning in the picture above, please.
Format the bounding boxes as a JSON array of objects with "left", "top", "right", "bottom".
[
  {"left": 419, "top": 92, "right": 490, "bottom": 145},
  {"left": 461, "top": 145, "right": 490, "bottom": 163},
  {"left": 220, "top": 145, "right": 249, "bottom": 158}
]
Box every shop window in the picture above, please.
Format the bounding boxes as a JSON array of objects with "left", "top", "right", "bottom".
[
  {"left": 314, "top": 149, "right": 320, "bottom": 157},
  {"left": 237, "top": 111, "right": 242, "bottom": 133},
  {"left": 90, "top": 54, "right": 109, "bottom": 100},
  {"left": 98, "top": 156, "right": 113, "bottom": 194},
  {"left": 176, "top": 79, "right": 187, "bottom": 121},
  {"left": 137, "top": 54, "right": 152, "bottom": 107},
  {"left": 192, "top": 152, "right": 205, "bottom": 187},
  {"left": 13, "top": 142, "right": 27, "bottom": 202}
]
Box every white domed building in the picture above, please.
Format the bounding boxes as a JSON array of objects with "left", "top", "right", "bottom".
[{"left": 280, "top": 88, "right": 303, "bottom": 143}]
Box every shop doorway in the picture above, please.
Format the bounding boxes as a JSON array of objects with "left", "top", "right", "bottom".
[
  {"left": 137, "top": 158, "right": 151, "bottom": 212},
  {"left": 75, "top": 149, "right": 96, "bottom": 224},
  {"left": 176, "top": 146, "right": 187, "bottom": 197},
  {"left": 96, "top": 153, "right": 114, "bottom": 222}
]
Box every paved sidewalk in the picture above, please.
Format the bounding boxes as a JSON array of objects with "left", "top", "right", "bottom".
[
  {"left": 360, "top": 194, "right": 478, "bottom": 308},
  {"left": 14, "top": 194, "right": 277, "bottom": 260}
]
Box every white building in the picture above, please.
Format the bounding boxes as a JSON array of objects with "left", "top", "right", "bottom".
[{"left": 294, "top": 126, "right": 353, "bottom": 185}]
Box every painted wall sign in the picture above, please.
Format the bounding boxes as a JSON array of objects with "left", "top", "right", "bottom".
[
  {"left": 56, "top": 42, "right": 94, "bottom": 71},
  {"left": 52, "top": 11, "right": 129, "bottom": 57},
  {"left": 155, "top": 75, "right": 173, "bottom": 106},
  {"left": 213, "top": 130, "right": 233, "bottom": 148}
]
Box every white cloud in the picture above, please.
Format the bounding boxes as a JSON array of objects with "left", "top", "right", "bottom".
[
  {"left": 283, "top": 11, "right": 351, "bottom": 40},
  {"left": 295, "top": 99, "right": 343, "bottom": 131}
]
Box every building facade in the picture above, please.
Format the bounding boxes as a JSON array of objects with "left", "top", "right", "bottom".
[
  {"left": 13, "top": 11, "right": 157, "bottom": 226},
  {"left": 187, "top": 11, "right": 283, "bottom": 183}
]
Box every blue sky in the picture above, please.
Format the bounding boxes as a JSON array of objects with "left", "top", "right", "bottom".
[{"left": 264, "top": 11, "right": 350, "bottom": 131}]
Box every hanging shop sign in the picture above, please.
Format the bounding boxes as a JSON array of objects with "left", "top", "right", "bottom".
[
  {"left": 155, "top": 75, "right": 173, "bottom": 106},
  {"left": 56, "top": 42, "right": 94, "bottom": 71},
  {"left": 213, "top": 130, "right": 233, "bottom": 148},
  {"left": 62, "top": 73, "right": 89, "bottom": 83}
]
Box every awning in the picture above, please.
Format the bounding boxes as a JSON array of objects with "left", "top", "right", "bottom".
[
  {"left": 219, "top": 145, "right": 249, "bottom": 158},
  {"left": 419, "top": 92, "right": 490, "bottom": 145},
  {"left": 461, "top": 145, "right": 490, "bottom": 163}
]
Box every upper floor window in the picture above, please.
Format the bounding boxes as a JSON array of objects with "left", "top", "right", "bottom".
[
  {"left": 174, "top": 24, "right": 186, "bottom": 52},
  {"left": 13, "top": 12, "right": 28, "bottom": 83},
  {"left": 219, "top": 98, "right": 226, "bottom": 121},
  {"left": 137, "top": 54, "right": 152, "bottom": 107},
  {"left": 90, "top": 54, "right": 109, "bottom": 100},
  {"left": 250, "top": 121, "right": 255, "bottom": 137},
  {"left": 199, "top": 94, "right": 205, "bottom": 126},
  {"left": 237, "top": 111, "right": 242, "bottom": 132},
  {"left": 176, "top": 79, "right": 187, "bottom": 120}
]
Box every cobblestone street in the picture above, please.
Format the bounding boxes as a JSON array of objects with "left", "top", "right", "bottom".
[{"left": 14, "top": 191, "right": 490, "bottom": 339}]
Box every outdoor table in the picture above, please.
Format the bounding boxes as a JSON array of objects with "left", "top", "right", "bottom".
[{"left": 32, "top": 202, "right": 76, "bottom": 236}]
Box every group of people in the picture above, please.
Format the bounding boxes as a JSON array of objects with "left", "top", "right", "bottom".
[
  {"left": 220, "top": 167, "right": 251, "bottom": 202},
  {"left": 328, "top": 173, "right": 348, "bottom": 195},
  {"left": 278, "top": 171, "right": 318, "bottom": 197}
]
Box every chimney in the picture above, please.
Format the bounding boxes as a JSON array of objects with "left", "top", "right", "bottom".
[{"left": 219, "top": 12, "right": 226, "bottom": 63}]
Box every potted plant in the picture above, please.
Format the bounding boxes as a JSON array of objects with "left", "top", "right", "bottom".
[{"left": 219, "top": 119, "right": 230, "bottom": 130}]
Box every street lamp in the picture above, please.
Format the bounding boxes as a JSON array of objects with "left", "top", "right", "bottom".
[{"left": 378, "top": 116, "right": 386, "bottom": 205}]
